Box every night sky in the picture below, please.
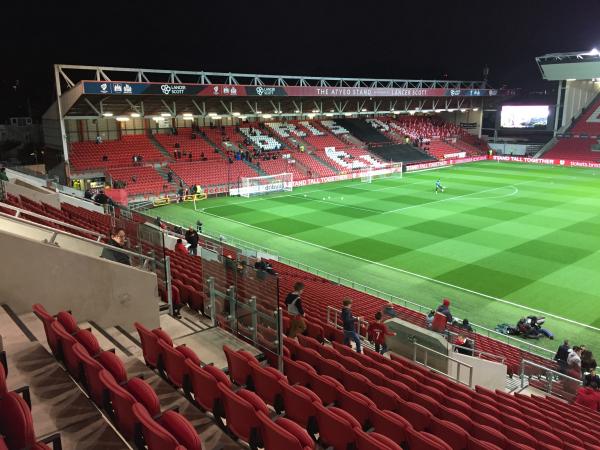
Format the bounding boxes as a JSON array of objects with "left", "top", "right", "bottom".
[{"left": 1, "top": 0, "right": 599, "bottom": 120}]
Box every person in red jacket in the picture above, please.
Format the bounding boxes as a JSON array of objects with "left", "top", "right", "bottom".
[
  {"left": 367, "top": 311, "right": 396, "bottom": 354},
  {"left": 574, "top": 381, "right": 600, "bottom": 411},
  {"left": 174, "top": 238, "right": 188, "bottom": 255}
]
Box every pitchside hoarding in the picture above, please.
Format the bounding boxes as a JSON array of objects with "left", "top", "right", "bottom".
[{"left": 82, "top": 81, "right": 500, "bottom": 98}]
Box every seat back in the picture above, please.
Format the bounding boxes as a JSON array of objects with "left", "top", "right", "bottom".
[
  {"left": 134, "top": 322, "right": 161, "bottom": 368},
  {"left": 51, "top": 320, "right": 81, "bottom": 378},
  {"left": 369, "top": 407, "right": 411, "bottom": 445},
  {"left": 0, "top": 392, "right": 36, "bottom": 449},
  {"left": 72, "top": 343, "right": 105, "bottom": 404},
  {"left": 223, "top": 345, "right": 254, "bottom": 387},
  {"left": 257, "top": 411, "right": 309, "bottom": 450},
  {"left": 356, "top": 430, "right": 403, "bottom": 450},
  {"left": 99, "top": 370, "right": 138, "bottom": 438},
  {"left": 218, "top": 383, "right": 264, "bottom": 443},
  {"left": 314, "top": 405, "right": 359, "bottom": 449},
  {"left": 279, "top": 381, "right": 319, "bottom": 428},
  {"left": 32, "top": 303, "right": 60, "bottom": 356},
  {"left": 158, "top": 339, "right": 187, "bottom": 388},
  {"left": 431, "top": 312, "right": 447, "bottom": 332},
  {"left": 132, "top": 403, "right": 179, "bottom": 450},
  {"left": 283, "top": 357, "right": 315, "bottom": 386}
]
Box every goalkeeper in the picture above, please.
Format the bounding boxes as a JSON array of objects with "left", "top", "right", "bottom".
[{"left": 435, "top": 179, "right": 445, "bottom": 194}]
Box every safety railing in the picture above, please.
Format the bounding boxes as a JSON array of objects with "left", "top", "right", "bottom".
[
  {"left": 520, "top": 359, "right": 582, "bottom": 401},
  {"left": 0, "top": 202, "right": 105, "bottom": 241},
  {"left": 0, "top": 207, "right": 157, "bottom": 270},
  {"left": 326, "top": 305, "right": 369, "bottom": 335},
  {"left": 139, "top": 217, "right": 558, "bottom": 361},
  {"left": 412, "top": 341, "right": 473, "bottom": 387},
  {"left": 449, "top": 343, "right": 506, "bottom": 365}
]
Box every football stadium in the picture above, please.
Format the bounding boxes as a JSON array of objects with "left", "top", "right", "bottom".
[{"left": 2, "top": 3, "right": 600, "bottom": 449}]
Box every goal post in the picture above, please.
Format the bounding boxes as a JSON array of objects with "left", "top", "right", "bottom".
[
  {"left": 361, "top": 162, "right": 403, "bottom": 183},
  {"left": 239, "top": 173, "right": 293, "bottom": 197}
]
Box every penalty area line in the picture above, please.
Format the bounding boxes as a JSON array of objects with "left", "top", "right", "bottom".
[{"left": 200, "top": 209, "right": 600, "bottom": 332}]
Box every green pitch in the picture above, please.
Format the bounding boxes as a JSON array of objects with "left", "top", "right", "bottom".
[{"left": 148, "top": 162, "right": 600, "bottom": 353}]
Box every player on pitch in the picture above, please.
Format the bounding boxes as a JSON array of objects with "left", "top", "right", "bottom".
[{"left": 435, "top": 179, "right": 445, "bottom": 194}]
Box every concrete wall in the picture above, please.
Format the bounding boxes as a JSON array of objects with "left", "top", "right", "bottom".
[
  {"left": 438, "top": 109, "right": 482, "bottom": 136},
  {"left": 562, "top": 80, "right": 600, "bottom": 129},
  {"left": 448, "top": 349, "right": 507, "bottom": 390},
  {"left": 0, "top": 229, "right": 159, "bottom": 331}
]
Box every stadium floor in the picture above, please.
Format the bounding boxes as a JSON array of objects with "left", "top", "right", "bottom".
[{"left": 148, "top": 161, "right": 600, "bottom": 352}]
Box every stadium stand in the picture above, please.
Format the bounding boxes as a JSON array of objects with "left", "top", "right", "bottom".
[
  {"left": 240, "top": 127, "right": 283, "bottom": 152},
  {"left": 106, "top": 166, "right": 174, "bottom": 197},
  {"left": 169, "top": 160, "right": 259, "bottom": 192},
  {"left": 153, "top": 127, "right": 221, "bottom": 161},
  {"left": 3, "top": 178, "right": 598, "bottom": 450},
  {"left": 69, "top": 134, "right": 167, "bottom": 172},
  {"left": 543, "top": 138, "right": 600, "bottom": 161}
]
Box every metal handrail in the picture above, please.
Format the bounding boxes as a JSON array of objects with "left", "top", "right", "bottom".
[
  {"left": 326, "top": 305, "right": 368, "bottom": 335},
  {"left": 0, "top": 209, "right": 156, "bottom": 262},
  {"left": 520, "top": 358, "right": 583, "bottom": 392},
  {"left": 140, "top": 218, "right": 558, "bottom": 361},
  {"left": 1, "top": 202, "right": 105, "bottom": 240},
  {"left": 412, "top": 341, "right": 473, "bottom": 387},
  {"left": 450, "top": 344, "right": 506, "bottom": 364}
]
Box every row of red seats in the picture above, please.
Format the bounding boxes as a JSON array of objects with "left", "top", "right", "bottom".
[
  {"left": 154, "top": 128, "right": 219, "bottom": 161},
  {"left": 569, "top": 95, "right": 600, "bottom": 135},
  {"left": 169, "top": 160, "right": 259, "bottom": 189},
  {"left": 106, "top": 166, "right": 175, "bottom": 197},
  {"left": 70, "top": 134, "right": 167, "bottom": 172},
  {"left": 32, "top": 304, "right": 202, "bottom": 450},
  {"left": 286, "top": 334, "right": 600, "bottom": 450},
  {"left": 543, "top": 138, "right": 600, "bottom": 162},
  {"left": 271, "top": 261, "right": 558, "bottom": 377}
]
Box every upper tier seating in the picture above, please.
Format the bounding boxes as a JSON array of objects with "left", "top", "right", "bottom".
[
  {"left": 258, "top": 158, "right": 308, "bottom": 181},
  {"left": 266, "top": 122, "right": 307, "bottom": 138},
  {"left": 70, "top": 134, "right": 167, "bottom": 172},
  {"left": 240, "top": 127, "right": 282, "bottom": 152},
  {"left": 324, "top": 147, "right": 385, "bottom": 170},
  {"left": 569, "top": 94, "right": 600, "bottom": 135},
  {"left": 544, "top": 138, "right": 600, "bottom": 162},
  {"left": 106, "top": 166, "right": 173, "bottom": 197},
  {"left": 169, "top": 160, "right": 258, "bottom": 190},
  {"left": 154, "top": 128, "right": 220, "bottom": 160},
  {"left": 320, "top": 120, "right": 350, "bottom": 135}
]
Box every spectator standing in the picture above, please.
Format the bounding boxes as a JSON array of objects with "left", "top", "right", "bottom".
[
  {"left": 285, "top": 282, "right": 306, "bottom": 338},
  {"left": 436, "top": 298, "right": 453, "bottom": 323},
  {"left": 185, "top": 227, "right": 199, "bottom": 256},
  {"left": 367, "top": 311, "right": 396, "bottom": 354},
  {"left": 0, "top": 167, "right": 8, "bottom": 182},
  {"left": 568, "top": 346, "right": 583, "bottom": 372},
  {"left": 100, "top": 228, "right": 130, "bottom": 266},
  {"left": 426, "top": 310, "right": 435, "bottom": 328},
  {"left": 582, "top": 350, "right": 597, "bottom": 376},
  {"left": 554, "top": 340, "right": 571, "bottom": 373},
  {"left": 382, "top": 302, "right": 398, "bottom": 318},
  {"left": 84, "top": 188, "right": 94, "bottom": 200},
  {"left": 174, "top": 238, "right": 188, "bottom": 255},
  {"left": 342, "top": 298, "right": 362, "bottom": 353},
  {"left": 454, "top": 334, "right": 474, "bottom": 356}
]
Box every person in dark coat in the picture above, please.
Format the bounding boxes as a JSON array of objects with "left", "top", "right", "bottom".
[
  {"left": 185, "top": 227, "right": 199, "bottom": 256},
  {"left": 555, "top": 340, "right": 571, "bottom": 373},
  {"left": 436, "top": 298, "right": 453, "bottom": 323},
  {"left": 100, "top": 228, "right": 130, "bottom": 266},
  {"left": 84, "top": 188, "right": 94, "bottom": 200}
]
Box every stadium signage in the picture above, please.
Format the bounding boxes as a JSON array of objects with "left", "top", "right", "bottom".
[
  {"left": 82, "top": 81, "right": 503, "bottom": 98},
  {"left": 405, "top": 156, "right": 487, "bottom": 172},
  {"left": 492, "top": 155, "right": 600, "bottom": 168}
]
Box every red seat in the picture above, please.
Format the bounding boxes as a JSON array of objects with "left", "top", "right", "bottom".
[
  {"left": 250, "top": 362, "right": 286, "bottom": 412},
  {"left": 411, "top": 392, "right": 440, "bottom": 415},
  {"left": 295, "top": 347, "right": 323, "bottom": 370},
  {"left": 56, "top": 310, "right": 80, "bottom": 334},
  {"left": 369, "top": 407, "right": 412, "bottom": 445},
  {"left": 431, "top": 312, "right": 447, "bottom": 332},
  {"left": 319, "top": 358, "right": 345, "bottom": 382},
  {"left": 467, "top": 437, "right": 503, "bottom": 450},
  {"left": 384, "top": 379, "right": 412, "bottom": 401},
  {"left": 132, "top": 402, "right": 202, "bottom": 450},
  {"left": 284, "top": 357, "right": 316, "bottom": 386},
  {"left": 185, "top": 360, "right": 230, "bottom": 415},
  {"left": 336, "top": 389, "right": 375, "bottom": 430},
  {"left": 0, "top": 392, "right": 57, "bottom": 450},
  {"left": 99, "top": 370, "right": 160, "bottom": 438},
  {"left": 135, "top": 322, "right": 163, "bottom": 368},
  {"left": 158, "top": 340, "right": 198, "bottom": 388},
  {"left": 218, "top": 384, "right": 268, "bottom": 445},
  {"left": 531, "top": 428, "right": 563, "bottom": 449},
  {"left": 50, "top": 321, "right": 81, "bottom": 379},
  {"left": 407, "top": 428, "right": 452, "bottom": 450},
  {"left": 399, "top": 401, "right": 433, "bottom": 431},
  {"left": 308, "top": 373, "right": 341, "bottom": 405},
  {"left": 343, "top": 371, "right": 372, "bottom": 396},
  {"left": 356, "top": 430, "right": 403, "bottom": 450},
  {"left": 223, "top": 345, "right": 255, "bottom": 387},
  {"left": 439, "top": 405, "right": 474, "bottom": 432},
  {"left": 32, "top": 303, "right": 61, "bottom": 356},
  {"left": 471, "top": 423, "right": 507, "bottom": 449},
  {"left": 257, "top": 411, "right": 314, "bottom": 450},
  {"left": 314, "top": 404, "right": 360, "bottom": 450},
  {"left": 73, "top": 343, "right": 126, "bottom": 405},
  {"left": 279, "top": 381, "right": 320, "bottom": 430},
  {"left": 429, "top": 417, "right": 469, "bottom": 450},
  {"left": 369, "top": 385, "right": 403, "bottom": 412}
]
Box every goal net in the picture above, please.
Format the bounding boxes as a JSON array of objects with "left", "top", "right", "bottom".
[
  {"left": 361, "top": 162, "right": 403, "bottom": 183},
  {"left": 239, "top": 173, "right": 293, "bottom": 197}
]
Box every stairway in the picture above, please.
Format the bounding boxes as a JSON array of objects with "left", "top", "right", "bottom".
[
  {"left": 156, "top": 165, "right": 187, "bottom": 190},
  {"left": 243, "top": 159, "right": 267, "bottom": 176},
  {"left": 148, "top": 133, "right": 175, "bottom": 160}
]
